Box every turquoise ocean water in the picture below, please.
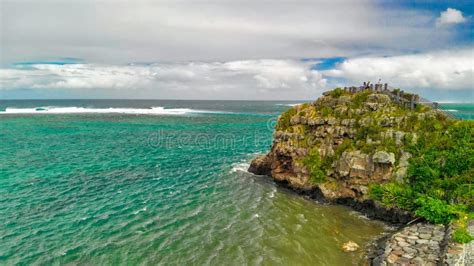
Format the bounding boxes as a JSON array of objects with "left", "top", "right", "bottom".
[
  {"left": 439, "top": 103, "right": 474, "bottom": 120},
  {"left": 1, "top": 100, "right": 472, "bottom": 265}
]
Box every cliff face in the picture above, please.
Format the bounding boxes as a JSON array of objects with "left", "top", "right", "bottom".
[
  {"left": 249, "top": 88, "right": 446, "bottom": 201},
  {"left": 249, "top": 87, "right": 474, "bottom": 263}
]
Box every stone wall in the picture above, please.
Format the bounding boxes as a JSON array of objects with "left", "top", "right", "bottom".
[
  {"left": 443, "top": 221, "right": 474, "bottom": 265},
  {"left": 370, "top": 222, "right": 473, "bottom": 266},
  {"left": 372, "top": 223, "right": 445, "bottom": 265}
]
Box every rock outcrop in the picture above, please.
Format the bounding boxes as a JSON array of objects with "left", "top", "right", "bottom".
[
  {"left": 248, "top": 88, "right": 473, "bottom": 264},
  {"left": 249, "top": 88, "right": 432, "bottom": 204}
]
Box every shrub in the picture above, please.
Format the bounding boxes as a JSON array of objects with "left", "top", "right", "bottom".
[
  {"left": 452, "top": 227, "right": 473, "bottom": 244},
  {"left": 415, "top": 104, "right": 429, "bottom": 113},
  {"left": 330, "top": 88, "right": 345, "bottom": 98},
  {"left": 452, "top": 182, "right": 474, "bottom": 210},
  {"left": 351, "top": 91, "right": 371, "bottom": 108},
  {"left": 378, "top": 183, "right": 416, "bottom": 210},
  {"left": 276, "top": 108, "right": 297, "bottom": 131},
  {"left": 379, "top": 137, "right": 397, "bottom": 155},
  {"left": 320, "top": 106, "right": 334, "bottom": 117},
  {"left": 355, "top": 121, "right": 382, "bottom": 142},
  {"left": 300, "top": 103, "right": 311, "bottom": 109},
  {"left": 414, "top": 196, "right": 463, "bottom": 224},
  {"left": 403, "top": 114, "right": 419, "bottom": 130},
  {"left": 303, "top": 148, "right": 326, "bottom": 184},
  {"left": 335, "top": 139, "right": 354, "bottom": 157},
  {"left": 369, "top": 184, "right": 384, "bottom": 201}
]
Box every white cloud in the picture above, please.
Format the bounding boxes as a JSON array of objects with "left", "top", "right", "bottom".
[
  {"left": 0, "top": 60, "right": 327, "bottom": 100},
  {"left": 324, "top": 48, "right": 474, "bottom": 91},
  {"left": 0, "top": 0, "right": 452, "bottom": 65},
  {"left": 436, "top": 8, "right": 467, "bottom": 27},
  {"left": 2, "top": 49, "right": 472, "bottom": 100}
]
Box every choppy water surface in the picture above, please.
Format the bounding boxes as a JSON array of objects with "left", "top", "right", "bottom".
[
  {"left": 0, "top": 100, "right": 394, "bottom": 265},
  {"left": 440, "top": 103, "right": 474, "bottom": 120}
]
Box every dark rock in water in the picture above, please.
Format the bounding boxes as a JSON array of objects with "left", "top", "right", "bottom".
[
  {"left": 335, "top": 198, "right": 414, "bottom": 224},
  {"left": 248, "top": 155, "right": 272, "bottom": 176}
]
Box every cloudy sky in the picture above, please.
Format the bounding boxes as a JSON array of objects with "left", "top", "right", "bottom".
[{"left": 0, "top": 0, "right": 472, "bottom": 101}]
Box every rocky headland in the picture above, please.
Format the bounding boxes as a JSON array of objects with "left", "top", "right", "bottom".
[{"left": 249, "top": 87, "right": 473, "bottom": 265}]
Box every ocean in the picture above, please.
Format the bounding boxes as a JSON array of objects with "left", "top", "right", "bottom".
[
  {"left": 1, "top": 100, "right": 472, "bottom": 265},
  {"left": 439, "top": 103, "right": 474, "bottom": 120}
]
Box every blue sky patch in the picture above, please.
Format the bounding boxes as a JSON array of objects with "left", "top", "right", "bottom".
[
  {"left": 308, "top": 57, "right": 346, "bottom": 71},
  {"left": 13, "top": 58, "right": 82, "bottom": 67}
]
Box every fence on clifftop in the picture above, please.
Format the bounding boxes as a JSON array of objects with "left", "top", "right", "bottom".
[
  {"left": 343, "top": 82, "right": 459, "bottom": 120},
  {"left": 417, "top": 97, "right": 458, "bottom": 120}
]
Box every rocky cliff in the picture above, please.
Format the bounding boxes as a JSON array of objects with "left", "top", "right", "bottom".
[
  {"left": 250, "top": 87, "right": 472, "bottom": 216},
  {"left": 249, "top": 87, "right": 474, "bottom": 264},
  {"left": 251, "top": 89, "right": 429, "bottom": 201}
]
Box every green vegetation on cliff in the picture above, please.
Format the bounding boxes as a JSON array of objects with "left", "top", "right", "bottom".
[
  {"left": 273, "top": 88, "right": 473, "bottom": 243},
  {"left": 303, "top": 148, "right": 327, "bottom": 184},
  {"left": 370, "top": 120, "right": 473, "bottom": 242}
]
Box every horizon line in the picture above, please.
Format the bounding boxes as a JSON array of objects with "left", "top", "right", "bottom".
[{"left": 0, "top": 98, "right": 473, "bottom": 104}]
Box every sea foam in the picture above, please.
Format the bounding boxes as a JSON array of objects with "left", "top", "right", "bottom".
[
  {"left": 0, "top": 106, "right": 226, "bottom": 115},
  {"left": 230, "top": 161, "right": 250, "bottom": 173},
  {"left": 276, "top": 103, "right": 303, "bottom": 107}
]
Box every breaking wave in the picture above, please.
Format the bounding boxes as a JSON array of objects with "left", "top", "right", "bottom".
[
  {"left": 230, "top": 161, "right": 251, "bottom": 173},
  {"left": 0, "top": 106, "right": 228, "bottom": 115},
  {"left": 276, "top": 103, "right": 303, "bottom": 107}
]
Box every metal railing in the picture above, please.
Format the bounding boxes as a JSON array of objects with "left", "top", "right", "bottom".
[
  {"left": 418, "top": 97, "right": 458, "bottom": 120},
  {"left": 343, "top": 83, "right": 459, "bottom": 120}
]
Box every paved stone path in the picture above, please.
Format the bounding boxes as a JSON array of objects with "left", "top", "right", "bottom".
[
  {"left": 373, "top": 222, "right": 474, "bottom": 265},
  {"left": 375, "top": 223, "right": 445, "bottom": 265}
]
